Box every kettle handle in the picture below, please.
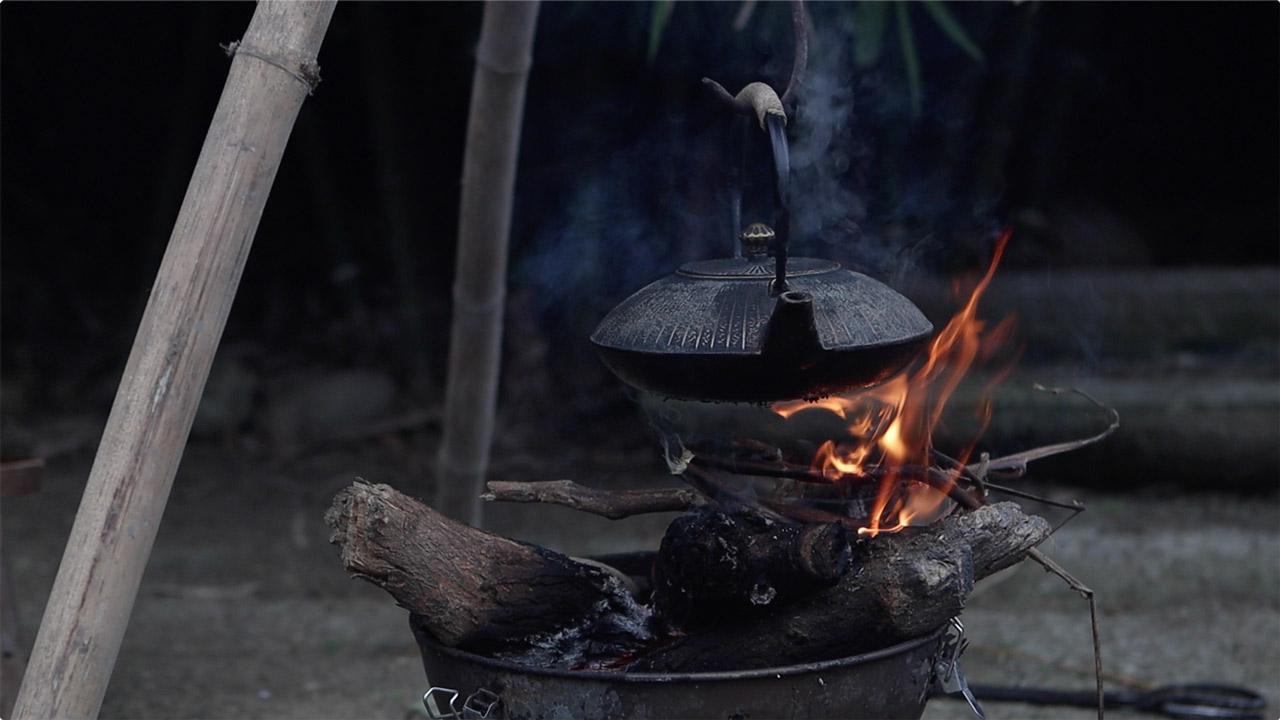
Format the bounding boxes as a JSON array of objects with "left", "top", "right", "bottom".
[
  {"left": 765, "top": 111, "right": 791, "bottom": 294},
  {"left": 702, "top": 1, "right": 807, "bottom": 290},
  {"left": 702, "top": 79, "right": 793, "bottom": 293}
]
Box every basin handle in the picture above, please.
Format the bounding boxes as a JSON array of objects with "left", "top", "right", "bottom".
[{"left": 423, "top": 686, "right": 503, "bottom": 719}]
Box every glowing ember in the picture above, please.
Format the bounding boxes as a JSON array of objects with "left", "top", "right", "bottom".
[{"left": 772, "top": 230, "right": 1016, "bottom": 536}]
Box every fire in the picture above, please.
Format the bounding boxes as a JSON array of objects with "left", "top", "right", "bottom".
[{"left": 773, "top": 230, "right": 1015, "bottom": 536}]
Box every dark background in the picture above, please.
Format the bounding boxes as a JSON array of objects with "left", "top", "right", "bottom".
[
  {"left": 2, "top": 1, "right": 1278, "bottom": 487},
  {"left": 1, "top": 5, "right": 1278, "bottom": 718}
]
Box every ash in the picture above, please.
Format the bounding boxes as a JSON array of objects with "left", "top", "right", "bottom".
[{"left": 495, "top": 575, "right": 656, "bottom": 672}]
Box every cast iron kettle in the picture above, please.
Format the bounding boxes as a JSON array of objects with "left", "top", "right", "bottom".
[{"left": 591, "top": 85, "right": 933, "bottom": 403}]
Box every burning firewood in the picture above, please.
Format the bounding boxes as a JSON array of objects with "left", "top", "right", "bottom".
[
  {"left": 651, "top": 507, "right": 853, "bottom": 628},
  {"left": 328, "top": 473, "right": 1049, "bottom": 677},
  {"left": 632, "top": 502, "right": 1049, "bottom": 673},
  {"left": 324, "top": 480, "right": 650, "bottom": 656}
]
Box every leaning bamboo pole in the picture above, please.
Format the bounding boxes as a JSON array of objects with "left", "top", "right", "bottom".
[
  {"left": 436, "top": 1, "right": 540, "bottom": 526},
  {"left": 13, "top": 3, "right": 334, "bottom": 717}
]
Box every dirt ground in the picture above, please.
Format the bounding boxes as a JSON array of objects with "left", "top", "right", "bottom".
[{"left": 4, "top": 438, "right": 1278, "bottom": 720}]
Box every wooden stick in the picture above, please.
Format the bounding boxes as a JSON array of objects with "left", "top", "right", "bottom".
[
  {"left": 938, "top": 463, "right": 1106, "bottom": 720},
  {"left": 972, "top": 385, "right": 1120, "bottom": 478},
  {"left": 483, "top": 480, "right": 702, "bottom": 519},
  {"left": 436, "top": 1, "right": 540, "bottom": 526},
  {"left": 1025, "top": 547, "right": 1105, "bottom": 720},
  {"left": 326, "top": 480, "right": 649, "bottom": 654},
  {"left": 13, "top": 4, "right": 334, "bottom": 717}
]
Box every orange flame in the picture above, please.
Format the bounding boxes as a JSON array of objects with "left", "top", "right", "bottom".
[{"left": 773, "top": 230, "right": 1015, "bottom": 536}]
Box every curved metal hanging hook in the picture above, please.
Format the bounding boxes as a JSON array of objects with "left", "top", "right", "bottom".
[
  {"left": 781, "top": 0, "right": 808, "bottom": 107},
  {"left": 702, "top": 0, "right": 809, "bottom": 125},
  {"left": 701, "top": 79, "right": 786, "bottom": 129}
]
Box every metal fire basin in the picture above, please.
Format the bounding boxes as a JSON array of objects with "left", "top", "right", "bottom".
[{"left": 411, "top": 617, "right": 946, "bottom": 720}]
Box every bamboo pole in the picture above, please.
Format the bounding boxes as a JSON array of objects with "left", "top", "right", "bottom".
[
  {"left": 13, "top": 3, "right": 334, "bottom": 717},
  {"left": 436, "top": 1, "right": 540, "bottom": 526}
]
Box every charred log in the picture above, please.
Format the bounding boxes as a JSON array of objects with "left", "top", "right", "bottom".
[
  {"left": 632, "top": 502, "right": 1049, "bottom": 672},
  {"left": 324, "top": 480, "right": 651, "bottom": 656},
  {"left": 652, "top": 508, "right": 852, "bottom": 629}
]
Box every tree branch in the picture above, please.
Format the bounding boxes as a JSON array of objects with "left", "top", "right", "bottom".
[{"left": 482, "top": 480, "right": 702, "bottom": 519}]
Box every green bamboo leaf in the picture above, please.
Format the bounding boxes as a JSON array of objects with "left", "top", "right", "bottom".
[
  {"left": 922, "top": 0, "right": 985, "bottom": 64},
  {"left": 853, "top": 2, "right": 889, "bottom": 68},
  {"left": 648, "top": 0, "right": 675, "bottom": 64},
  {"left": 895, "top": 2, "right": 922, "bottom": 118}
]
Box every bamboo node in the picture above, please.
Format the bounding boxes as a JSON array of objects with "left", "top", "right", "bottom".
[{"left": 221, "top": 40, "right": 322, "bottom": 95}]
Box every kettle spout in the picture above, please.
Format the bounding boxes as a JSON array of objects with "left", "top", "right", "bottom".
[{"left": 762, "top": 289, "right": 821, "bottom": 359}]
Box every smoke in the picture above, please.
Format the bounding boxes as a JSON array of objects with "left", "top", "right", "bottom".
[
  {"left": 784, "top": 5, "right": 953, "bottom": 286},
  {"left": 787, "top": 10, "right": 867, "bottom": 262},
  {"left": 516, "top": 147, "right": 720, "bottom": 320}
]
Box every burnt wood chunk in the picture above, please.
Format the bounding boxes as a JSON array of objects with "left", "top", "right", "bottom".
[
  {"left": 324, "top": 480, "right": 650, "bottom": 655},
  {"left": 652, "top": 508, "right": 852, "bottom": 629},
  {"left": 633, "top": 502, "right": 1050, "bottom": 673}
]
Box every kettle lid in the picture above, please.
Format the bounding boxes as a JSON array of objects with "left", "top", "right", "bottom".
[{"left": 678, "top": 256, "right": 838, "bottom": 279}]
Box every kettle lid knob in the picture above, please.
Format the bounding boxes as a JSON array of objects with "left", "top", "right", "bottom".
[{"left": 740, "top": 223, "right": 775, "bottom": 259}]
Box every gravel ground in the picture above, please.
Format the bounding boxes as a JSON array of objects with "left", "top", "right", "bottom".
[{"left": 4, "top": 443, "right": 1277, "bottom": 719}]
